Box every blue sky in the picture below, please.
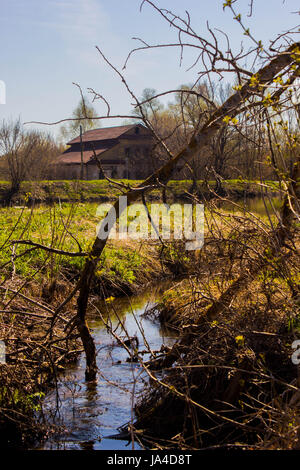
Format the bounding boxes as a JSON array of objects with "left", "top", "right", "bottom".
[{"left": 0, "top": 0, "right": 299, "bottom": 139}]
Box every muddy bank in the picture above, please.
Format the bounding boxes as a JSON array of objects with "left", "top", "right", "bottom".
[
  {"left": 132, "top": 228, "right": 300, "bottom": 449},
  {"left": 0, "top": 293, "right": 80, "bottom": 448},
  {"left": 134, "top": 301, "right": 298, "bottom": 449}
]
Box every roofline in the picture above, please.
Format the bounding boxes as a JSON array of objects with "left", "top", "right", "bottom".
[
  {"left": 66, "top": 123, "right": 146, "bottom": 145},
  {"left": 54, "top": 143, "right": 117, "bottom": 165}
]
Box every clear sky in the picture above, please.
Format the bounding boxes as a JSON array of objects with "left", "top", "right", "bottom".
[{"left": 0, "top": 0, "right": 299, "bottom": 140}]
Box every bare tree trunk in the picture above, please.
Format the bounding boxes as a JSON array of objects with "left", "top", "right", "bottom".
[{"left": 74, "top": 43, "right": 299, "bottom": 380}]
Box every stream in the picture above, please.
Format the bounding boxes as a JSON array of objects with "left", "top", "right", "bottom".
[{"left": 35, "top": 283, "right": 177, "bottom": 450}]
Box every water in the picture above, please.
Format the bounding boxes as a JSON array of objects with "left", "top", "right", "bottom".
[
  {"left": 33, "top": 194, "right": 283, "bottom": 450},
  {"left": 36, "top": 283, "right": 177, "bottom": 450},
  {"left": 219, "top": 195, "right": 282, "bottom": 217}
]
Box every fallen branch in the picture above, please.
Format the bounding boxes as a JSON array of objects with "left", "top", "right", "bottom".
[{"left": 11, "top": 240, "right": 88, "bottom": 257}]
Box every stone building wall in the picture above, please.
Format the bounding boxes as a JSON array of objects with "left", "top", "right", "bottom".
[{"left": 53, "top": 125, "right": 156, "bottom": 180}]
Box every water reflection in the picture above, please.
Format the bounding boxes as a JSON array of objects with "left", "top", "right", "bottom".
[
  {"left": 218, "top": 195, "right": 282, "bottom": 216},
  {"left": 37, "top": 283, "right": 176, "bottom": 450}
]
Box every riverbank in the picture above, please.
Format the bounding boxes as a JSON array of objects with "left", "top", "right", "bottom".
[
  {"left": 0, "top": 199, "right": 179, "bottom": 447},
  {"left": 0, "top": 179, "right": 280, "bottom": 206},
  {"left": 0, "top": 245, "right": 174, "bottom": 448},
  {"left": 132, "top": 220, "right": 300, "bottom": 450},
  {"left": 1, "top": 191, "right": 297, "bottom": 450}
]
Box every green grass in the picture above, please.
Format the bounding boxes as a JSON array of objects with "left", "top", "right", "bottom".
[
  {"left": 0, "top": 193, "right": 281, "bottom": 288},
  {"left": 0, "top": 176, "right": 282, "bottom": 290},
  {"left": 0, "top": 202, "right": 148, "bottom": 287},
  {"left": 0, "top": 178, "right": 277, "bottom": 205}
]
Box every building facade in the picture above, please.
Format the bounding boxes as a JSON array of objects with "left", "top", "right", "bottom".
[{"left": 54, "top": 124, "right": 155, "bottom": 180}]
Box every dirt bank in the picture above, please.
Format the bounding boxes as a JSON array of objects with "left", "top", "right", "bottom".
[
  {"left": 0, "top": 237, "right": 176, "bottom": 448},
  {"left": 133, "top": 228, "right": 300, "bottom": 450}
]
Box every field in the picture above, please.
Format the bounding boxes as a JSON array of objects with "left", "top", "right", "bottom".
[
  {"left": 0, "top": 178, "right": 280, "bottom": 205},
  {"left": 0, "top": 181, "right": 298, "bottom": 449}
]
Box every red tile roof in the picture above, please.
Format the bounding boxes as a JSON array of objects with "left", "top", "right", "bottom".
[
  {"left": 67, "top": 124, "right": 142, "bottom": 144},
  {"left": 55, "top": 124, "right": 153, "bottom": 165},
  {"left": 55, "top": 148, "right": 108, "bottom": 164}
]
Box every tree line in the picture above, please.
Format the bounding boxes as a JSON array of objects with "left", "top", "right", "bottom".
[{"left": 1, "top": 76, "right": 298, "bottom": 199}]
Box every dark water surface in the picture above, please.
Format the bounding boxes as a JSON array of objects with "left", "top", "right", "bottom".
[{"left": 36, "top": 283, "right": 177, "bottom": 450}]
